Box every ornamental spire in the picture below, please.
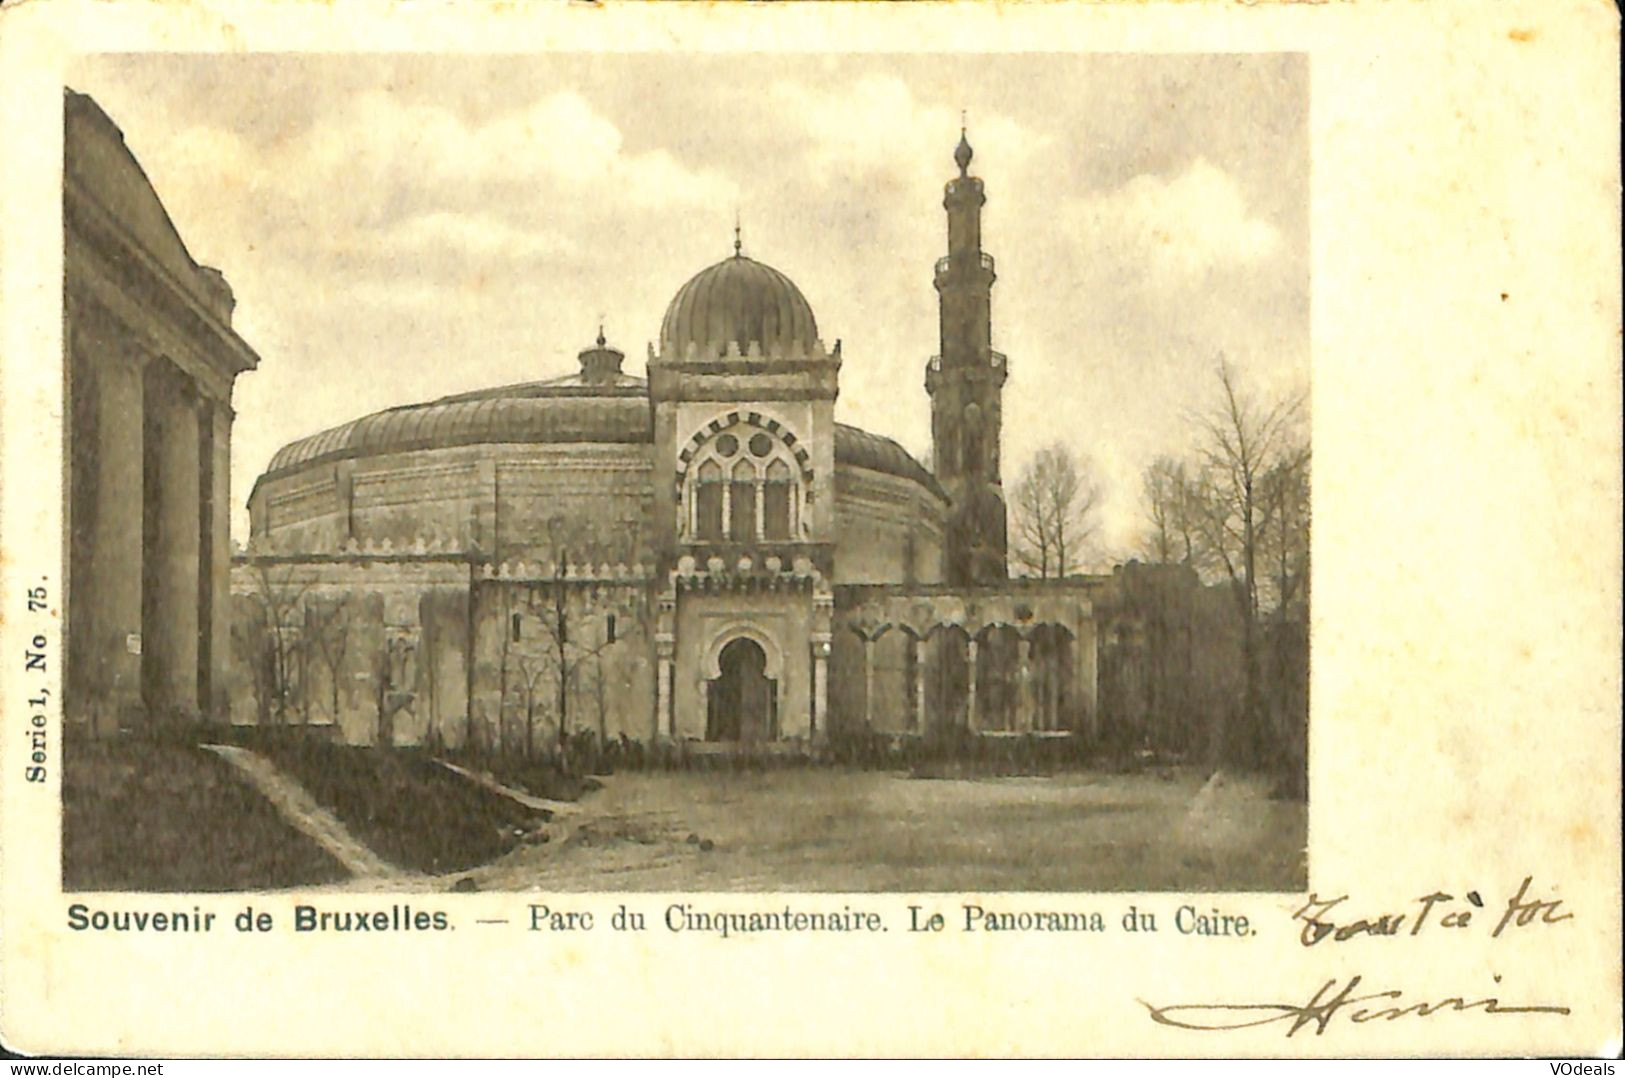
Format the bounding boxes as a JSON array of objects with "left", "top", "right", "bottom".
[{"left": 954, "top": 115, "right": 974, "bottom": 178}]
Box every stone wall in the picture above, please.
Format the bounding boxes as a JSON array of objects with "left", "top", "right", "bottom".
[
  {"left": 228, "top": 555, "right": 472, "bottom": 746},
  {"left": 249, "top": 443, "right": 655, "bottom": 564},
  {"left": 467, "top": 573, "right": 655, "bottom": 756},
  {"left": 231, "top": 555, "right": 661, "bottom": 756}
]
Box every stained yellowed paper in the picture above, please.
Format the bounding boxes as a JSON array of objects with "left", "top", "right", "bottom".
[{"left": 1, "top": 0, "right": 1620, "bottom": 1059}]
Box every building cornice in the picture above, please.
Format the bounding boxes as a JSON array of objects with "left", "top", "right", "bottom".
[{"left": 65, "top": 178, "right": 260, "bottom": 382}]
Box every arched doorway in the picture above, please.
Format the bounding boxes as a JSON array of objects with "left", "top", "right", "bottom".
[
  {"left": 977, "top": 625, "right": 1021, "bottom": 732},
  {"left": 1030, "top": 624, "right": 1076, "bottom": 732},
  {"left": 927, "top": 624, "right": 971, "bottom": 737},
  {"left": 707, "top": 637, "right": 777, "bottom": 742}
]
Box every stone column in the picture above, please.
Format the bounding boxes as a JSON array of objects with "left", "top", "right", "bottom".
[
  {"left": 86, "top": 342, "right": 147, "bottom": 734},
  {"left": 965, "top": 636, "right": 979, "bottom": 733},
  {"left": 147, "top": 365, "right": 202, "bottom": 717},
  {"left": 207, "top": 402, "right": 233, "bottom": 719},
  {"left": 1076, "top": 617, "right": 1098, "bottom": 738},
  {"left": 1017, "top": 636, "right": 1034, "bottom": 733},
  {"left": 861, "top": 636, "right": 875, "bottom": 730},
  {"left": 811, "top": 635, "right": 830, "bottom": 740},
  {"left": 655, "top": 636, "right": 674, "bottom": 740},
  {"left": 913, "top": 635, "right": 928, "bottom": 734}
]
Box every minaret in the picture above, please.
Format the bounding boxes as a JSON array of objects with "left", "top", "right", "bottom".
[{"left": 928, "top": 125, "right": 1009, "bottom": 585}]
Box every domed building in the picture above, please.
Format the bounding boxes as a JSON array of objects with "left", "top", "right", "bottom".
[{"left": 231, "top": 136, "right": 1109, "bottom": 754}]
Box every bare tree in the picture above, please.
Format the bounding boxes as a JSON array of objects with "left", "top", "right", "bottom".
[
  {"left": 1010, "top": 443, "right": 1101, "bottom": 578},
  {"left": 242, "top": 559, "right": 312, "bottom": 725},
  {"left": 496, "top": 515, "right": 627, "bottom": 768},
  {"left": 304, "top": 593, "right": 354, "bottom": 729},
  {"left": 1258, "top": 445, "right": 1311, "bottom": 617},
  {"left": 509, "top": 650, "right": 551, "bottom": 760},
  {"left": 230, "top": 614, "right": 270, "bottom": 726},
  {"left": 1182, "top": 359, "right": 1307, "bottom": 766},
  {"left": 1139, "top": 456, "right": 1198, "bottom": 566},
  {"left": 587, "top": 650, "right": 610, "bottom": 745},
  {"left": 373, "top": 630, "right": 416, "bottom": 750}
]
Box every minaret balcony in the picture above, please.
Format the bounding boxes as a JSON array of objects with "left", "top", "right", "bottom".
[
  {"left": 926, "top": 350, "right": 1006, "bottom": 373},
  {"left": 925, "top": 351, "right": 1009, "bottom": 391},
  {"left": 933, "top": 252, "right": 996, "bottom": 286}
]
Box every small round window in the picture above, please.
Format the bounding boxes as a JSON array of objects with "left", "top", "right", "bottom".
[
  {"left": 748, "top": 433, "right": 774, "bottom": 457},
  {"left": 715, "top": 433, "right": 739, "bottom": 457}
]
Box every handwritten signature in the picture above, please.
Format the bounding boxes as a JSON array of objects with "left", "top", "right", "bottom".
[{"left": 1141, "top": 974, "right": 1569, "bottom": 1036}]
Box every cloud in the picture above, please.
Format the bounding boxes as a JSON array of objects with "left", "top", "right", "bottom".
[
  {"left": 768, "top": 74, "right": 1046, "bottom": 195},
  {"left": 1066, "top": 157, "right": 1282, "bottom": 285},
  {"left": 377, "top": 210, "right": 576, "bottom": 264},
  {"left": 290, "top": 88, "right": 736, "bottom": 216}
]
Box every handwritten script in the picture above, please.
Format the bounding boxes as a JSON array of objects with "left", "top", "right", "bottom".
[
  {"left": 1141, "top": 974, "right": 1570, "bottom": 1037},
  {"left": 1292, "top": 875, "right": 1572, "bottom": 947},
  {"left": 1141, "top": 877, "right": 1575, "bottom": 1036}
]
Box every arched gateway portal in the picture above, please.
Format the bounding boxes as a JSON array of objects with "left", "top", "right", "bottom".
[{"left": 707, "top": 637, "right": 778, "bottom": 742}]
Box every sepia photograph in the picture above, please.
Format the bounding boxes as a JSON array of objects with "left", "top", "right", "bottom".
[
  {"left": 60, "top": 52, "right": 1309, "bottom": 894},
  {"left": 4, "top": 0, "right": 1617, "bottom": 1059}
]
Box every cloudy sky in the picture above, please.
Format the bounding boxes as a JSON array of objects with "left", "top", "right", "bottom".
[{"left": 70, "top": 52, "right": 1307, "bottom": 555}]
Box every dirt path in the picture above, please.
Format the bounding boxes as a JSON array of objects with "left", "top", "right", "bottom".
[
  {"left": 433, "top": 759, "right": 583, "bottom": 816},
  {"left": 203, "top": 744, "right": 398, "bottom": 879}
]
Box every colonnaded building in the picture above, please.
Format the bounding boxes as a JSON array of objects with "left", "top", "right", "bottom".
[
  {"left": 64, "top": 91, "right": 260, "bottom": 737},
  {"left": 232, "top": 132, "right": 1237, "bottom": 757}
]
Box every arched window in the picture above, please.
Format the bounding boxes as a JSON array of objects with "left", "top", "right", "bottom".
[
  {"left": 681, "top": 419, "right": 805, "bottom": 543},
  {"left": 696, "top": 459, "right": 725, "bottom": 540},
  {"left": 763, "top": 458, "right": 793, "bottom": 540}
]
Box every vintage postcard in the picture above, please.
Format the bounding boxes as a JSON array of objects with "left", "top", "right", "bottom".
[{"left": 0, "top": 0, "right": 1618, "bottom": 1059}]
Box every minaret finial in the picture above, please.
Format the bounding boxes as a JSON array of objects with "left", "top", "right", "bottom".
[
  {"left": 596, "top": 319, "right": 606, "bottom": 348},
  {"left": 954, "top": 117, "right": 974, "bottom": 178}
]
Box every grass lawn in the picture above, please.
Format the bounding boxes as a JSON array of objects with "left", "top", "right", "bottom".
[
  {"left": 468, "top": 767, "right": 1307, "bottom": 892},
  {"left": 255, "top": 740, "right": 548, "bottom": 875},
  {"left": 63, "top": 738, "right": 348, "bottom": 891}
]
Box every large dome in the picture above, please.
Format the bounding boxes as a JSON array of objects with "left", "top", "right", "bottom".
[
  {"left": 259, "top": 371, "right": 651, "bottom": 482},
  {"left": 660, "top": 253, "right": 819, "bottom": 358}
]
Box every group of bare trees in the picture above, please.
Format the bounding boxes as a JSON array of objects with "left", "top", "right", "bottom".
[
  {"left": 1011, "top": 444, "right": 1102, "bottom": 579},
  {"left": 236, "top": 514, "right": 644, "bottom": 764},
  {"left": 1138, "top": 360, "right": 1310, "bottom": 776},
  {"left": 1005, "top": 359, "right": 1309, "bottom": 781},
  {"left": 498, "top": 585, "right": 619, "bottom": 761},
  {"left": 491, "top": 514, "right": 644, "bottom": 766},
  {"left": 236, "top": 562, "right": 415, "bottom": 747},
  {"left": 235, "top": 561, "right": 310, "bottom": 728}
]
